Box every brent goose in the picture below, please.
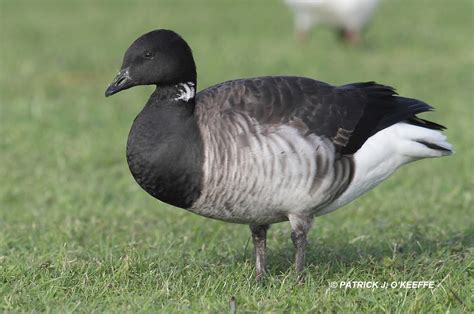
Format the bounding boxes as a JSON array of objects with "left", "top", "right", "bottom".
[
  {"left": 285, "top": 0, "right": 380, "bottom": 44},
  {"left": 105, "top": 30, "right": 452, "bottom": 279}
]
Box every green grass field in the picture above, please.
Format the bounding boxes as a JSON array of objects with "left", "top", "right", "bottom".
[{"left": 1, "top": 0, "right": 473, "bottom": 312}]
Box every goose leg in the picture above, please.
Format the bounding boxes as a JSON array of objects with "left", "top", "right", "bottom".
[
  {"left": 249, "top": 224, "right": 269, "bottom": 281},
  {"left": 288, "top": 214, "right": 313, "bottom": 275},
  {"left": 338, "top": 28, "right": 361, "bottom": 45}
]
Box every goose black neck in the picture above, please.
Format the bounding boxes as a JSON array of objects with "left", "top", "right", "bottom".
[{"left": 126, "top": 84, "right": 203, "bottom": 209}]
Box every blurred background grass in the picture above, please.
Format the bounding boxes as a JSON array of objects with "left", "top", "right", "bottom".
[{"left": 1, "top": 0, "right": 473, "bottom": 312}]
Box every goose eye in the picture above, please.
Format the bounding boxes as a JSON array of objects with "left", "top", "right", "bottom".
[{"left": 144, "top": 52, "right": 153, "bottom": 59}]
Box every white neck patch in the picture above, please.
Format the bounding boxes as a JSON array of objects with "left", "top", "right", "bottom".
[{"left": 174, "top": 82, "right": 195, "bottom": 102}]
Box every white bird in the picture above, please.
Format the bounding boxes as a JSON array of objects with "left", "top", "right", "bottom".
[{"left": 285, "top": 0, "right": 380, "bottom": 44}]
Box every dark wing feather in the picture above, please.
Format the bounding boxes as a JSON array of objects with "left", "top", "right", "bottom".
[
  {"left": 196, "top": 76, "right": 444, "bottom": 155},
  {"left": 336, "top": 82, "right": 446, "bottom": 153}
]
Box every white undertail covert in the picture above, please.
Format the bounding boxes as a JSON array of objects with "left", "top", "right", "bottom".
[{"left": 320, "top": 122, "right": 453, "bottom": 215}]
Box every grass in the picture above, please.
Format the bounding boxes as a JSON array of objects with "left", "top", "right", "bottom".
[{"left": 1, "top": 0, "right": 473, "bottom": 312}]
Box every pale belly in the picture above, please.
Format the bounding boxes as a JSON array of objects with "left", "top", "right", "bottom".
[{"left": 189, "top": 124, "right": 352, "bottom": 224}]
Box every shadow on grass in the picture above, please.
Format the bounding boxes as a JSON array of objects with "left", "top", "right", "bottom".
[{"left": 236, "top": 224, "right": 473, "bottom": 275}]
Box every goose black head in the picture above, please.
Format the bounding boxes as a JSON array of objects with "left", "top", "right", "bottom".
[{"left": 105, "top": 29, "right": 196, "bottom": 97}]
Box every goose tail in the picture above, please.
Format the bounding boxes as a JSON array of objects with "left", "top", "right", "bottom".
[
  {"left": 393, "top": 122, "right": 454, "bottom": 158},
  {"left": 319, "top": 122, "right": 452, "bottom": 216}
]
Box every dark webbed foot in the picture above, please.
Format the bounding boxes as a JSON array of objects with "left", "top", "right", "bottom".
[
  {"left": 249, "top": 224, "right": 269, "bottom": 282},
  {"left": 288, "top": 214, "right": 313, "bottom": 278}
]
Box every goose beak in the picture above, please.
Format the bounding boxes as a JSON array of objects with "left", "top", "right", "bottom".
[{"left": 105, "top": 68, "right": 133, "bottom": 97}]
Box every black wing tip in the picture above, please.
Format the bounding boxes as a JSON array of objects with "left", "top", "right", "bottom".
[
  {"left": 407, "top": 116, "right": 447, "bottom": 130},
  {"left": 340, "top": 81, "right": 399, "bottom": 96},
  {"left": 395, "top": 97, "right": 447, "bottom": 130},
  {"left": 340, "top": 82, "right": 449, "bottom": 154},
  {"left": 395, "top": 96, "right": 433, "bottom": 109}
]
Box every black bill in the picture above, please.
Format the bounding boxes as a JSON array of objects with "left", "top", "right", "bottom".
[{"left": 105, "top": 68, "right": 133, "bottom": 97}]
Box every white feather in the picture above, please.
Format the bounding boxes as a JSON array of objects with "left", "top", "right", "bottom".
[{"left": 174, "top": 82, "right": 195, "bottom": 102}]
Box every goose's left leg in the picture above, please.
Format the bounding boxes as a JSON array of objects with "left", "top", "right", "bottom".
[
  {"left": 249, "top": 224, "right": 269, "bottom": 281},
  {"left": 288, "top": 214, "right": 313, "bottom": 275}
]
